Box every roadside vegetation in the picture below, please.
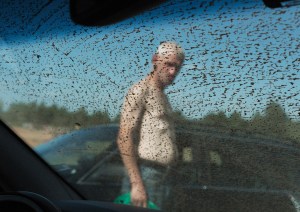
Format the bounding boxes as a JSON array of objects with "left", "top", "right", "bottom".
[{"left": 0, "top": 100, "right": 300, "bottom": 145}]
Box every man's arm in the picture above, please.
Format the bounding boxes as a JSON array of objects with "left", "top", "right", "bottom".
[{"left": 117, "top": 84, "right": 147, "bottom": 208}]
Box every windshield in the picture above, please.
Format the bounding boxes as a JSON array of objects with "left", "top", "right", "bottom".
[{"left": 1, "top": 0, "right": 300, "bottom": 211}]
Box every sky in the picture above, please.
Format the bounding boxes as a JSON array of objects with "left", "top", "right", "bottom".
[{"left": 0, "top": 0, "right": 300, "bottom": 120}]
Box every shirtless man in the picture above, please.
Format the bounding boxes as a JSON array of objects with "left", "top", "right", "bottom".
[{"left": 117, "top": 41, "right": 185, "bottom": 209}]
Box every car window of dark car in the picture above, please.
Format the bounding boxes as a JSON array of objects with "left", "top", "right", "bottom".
[
  {"left": 39, "top": 138, "right": 112, "bottom": 166},
  {"left": 207, "top": 140, "right": 300, "bottom": 190},
  {"left": 35, "top": 126, "right": 118, "bottom": 167}
]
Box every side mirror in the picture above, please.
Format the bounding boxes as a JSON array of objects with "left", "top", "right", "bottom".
[{"left": 263, "top": 0, "right": 300, "bottom": 8}]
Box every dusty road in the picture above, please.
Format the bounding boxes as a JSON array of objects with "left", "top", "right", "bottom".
[{"left": 11, "top": 126, "right": 63, "bottom": 147}]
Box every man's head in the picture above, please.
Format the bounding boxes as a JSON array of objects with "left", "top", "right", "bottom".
[{"left": 151, "top": 41, "right": 185, "bottom": 88}]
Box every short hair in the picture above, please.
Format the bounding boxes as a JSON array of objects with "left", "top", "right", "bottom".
[{"left": 156, "top": 41, "right": 185, "bottom": 62}]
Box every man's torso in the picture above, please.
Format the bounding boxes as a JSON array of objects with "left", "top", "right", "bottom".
[{"left": 134, "top": 80, "right": 178, "bottom": 165}]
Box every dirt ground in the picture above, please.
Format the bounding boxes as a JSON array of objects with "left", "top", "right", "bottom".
[{"left": 11, "top": 126, "right": 59, "bottom": 147}]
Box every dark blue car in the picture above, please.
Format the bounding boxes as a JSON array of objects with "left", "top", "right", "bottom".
[{"left": 35, "top": 124, "right": 300, "bottom": 212}]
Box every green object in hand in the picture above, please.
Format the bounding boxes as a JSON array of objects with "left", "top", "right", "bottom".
[{"left": 114, "top": 192, "right": 160, "bottom": 210}]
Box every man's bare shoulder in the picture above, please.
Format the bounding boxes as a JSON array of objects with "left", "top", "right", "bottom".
[
  {"left": 126, "top": 78, "right": 148, "bottom": 98},
  {"left": 120, "top": 78, "right": 148, "bottom": 123}
]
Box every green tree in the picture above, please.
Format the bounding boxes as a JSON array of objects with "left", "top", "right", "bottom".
[
  {"left": 112, "top": 113, "right": 120, "bottom": 123},
  {"left": 249, "top": 111, "right": 265, "bottom": 134},
  {"left": 248, "top": 101, "right": 289, "bottom": 138},
  {"left": 202, "top": 111, "right": 229, "bottom": 128},
  {"left": 34, "top": 102, "right": 49, "bottom": 128},
  {"left": 69, "top": 107, "right": 89, "bottom": 128},
  {"left": 88, "top": 110, "right": 111, "bottom": 126},
  {"left": 228, "top": 111, "right": 248, "bottom": 132},
  {"left": 264, "top": 101, "right": 288, "bottom": 137},
  {"left": 172, "top": 110, "right": 189, "bottom": 125},
  {"left": 4, "top": 102, "right": 37, "bottom": 126},
  {"left": 285, "top": 121, "right": 300, "bottom": 142}
]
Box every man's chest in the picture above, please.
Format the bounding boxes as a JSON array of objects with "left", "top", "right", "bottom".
[{"left": 144, "top": 90, "right": 172, "bottom": 118}]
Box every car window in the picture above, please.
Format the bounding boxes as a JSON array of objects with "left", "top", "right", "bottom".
[
  {"left": 207, "top": 143, "right": 300, "bottom": 190},
  {"left": 1, "top": 0, "right": 300, "bottom": 211},
  {"left": 39, "top": 140, "right": 112, "bottom": 166},
  {"left": 79, "top": 151, "right": 124, "bottom": 185},
  {"left": 35, "top": 126, "right": 118, "bottom": 168}
]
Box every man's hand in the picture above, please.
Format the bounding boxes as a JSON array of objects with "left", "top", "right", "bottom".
[{"left": 131, "top": 182, "right": 148, "bottom": 208}]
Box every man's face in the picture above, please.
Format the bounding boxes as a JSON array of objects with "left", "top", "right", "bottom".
[{"left": 153, "top": 53, "right": 183, "bottom": 87}]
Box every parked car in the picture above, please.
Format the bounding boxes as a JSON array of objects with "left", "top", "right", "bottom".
[{"left": 35, "top": 124, "right": 300, "bottom": 211}]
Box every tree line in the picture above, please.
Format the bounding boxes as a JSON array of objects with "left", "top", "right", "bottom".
[
  {"left": 172, "top": 101, "right": 300, "bottom": 143},
  {"left": 0, "top": 101, "right": 115, "bottom": 129},
  {"left": 0, "top": 100, "right": 300, "bottom": 143}
]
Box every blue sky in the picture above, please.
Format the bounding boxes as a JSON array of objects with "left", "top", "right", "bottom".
[{"left": 0, "top": 0, "right": 300, "bottom": 120}]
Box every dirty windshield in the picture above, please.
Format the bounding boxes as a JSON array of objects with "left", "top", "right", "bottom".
[{"left": 0, "top": 0, "right": 300, "bottom": 211}]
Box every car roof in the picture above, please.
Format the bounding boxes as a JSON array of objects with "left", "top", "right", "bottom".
[{"left": 35, "top": 124, "right": 119, "bottom": 153}]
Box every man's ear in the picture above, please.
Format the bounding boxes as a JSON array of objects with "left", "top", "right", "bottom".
[{"left": 152, "top": 54, "right": 159, "bottom": 63}]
